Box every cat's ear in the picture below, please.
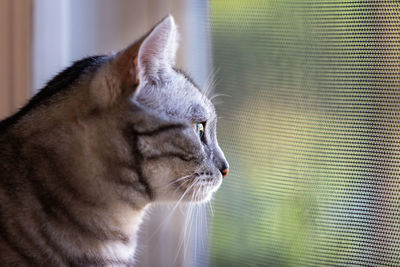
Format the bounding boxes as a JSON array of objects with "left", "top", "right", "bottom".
[
  {"left": 97, "top": 15, "right": 177, "bottom": 107},
  {"left": 137, "top": 15, "right": 178, "bottom": 80},
  {"left": 111, "top": 15, "right": 177, "bottom": 87}
]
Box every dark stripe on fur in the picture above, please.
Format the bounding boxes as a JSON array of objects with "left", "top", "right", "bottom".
[
  {"left": 13, "top": 218, "right": 54, "bottom": 266},
  {"left": 0, "top": 55, "right": 107, "bottom": 132},
  {"left": 0, "top": 138, "right": 68, "bottom": 265},
  {"left": 135, "top": 123, "right": 186, "bottom": 136},
  {"left": 145, "top": 152, "right": 195, "bottom": 162},
  {"left": 123, "top": 126, "right": 154, "bottom": 200},
  {"left": 25, "top": 145, "right": 130, "bottom": 244},
  {"left": 121, "top": 123, "right": 191, "bottom": 200},
  {"left": 71, "top": 257, "right": 133, "bottom": 267},
  {"left": 38, "top": 148, "right": 100, "bottom": 208},
  {"left": 34, "top": 210, "right": 86, "bottom": 267},
  {"left": 37, "top": 222, "right": 130, "bottom": 267},
  {"left": 0, "top": 209, "right": 35, "bottom": 265},
  {"left": 27, "top": 168, "right": 111, "bottom": 243},
  {"left": 35, "top": 219, "right": 71, "bottom": 266}
]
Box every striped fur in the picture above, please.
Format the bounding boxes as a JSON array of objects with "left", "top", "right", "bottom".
[{"left": 0, "top": 15, "right": 228, "bottom": 266}]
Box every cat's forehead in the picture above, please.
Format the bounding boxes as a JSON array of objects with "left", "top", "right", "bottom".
[
  {"left": 167, "top": 69, "right": 215, "bottom": 121},
  {"left": 134, "top": 67, "right": 215, "bottom": 123}
]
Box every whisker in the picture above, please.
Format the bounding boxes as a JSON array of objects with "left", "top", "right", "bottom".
[
  {"left": 171, "top": 178, "right": 195, "bottom": 200},
  {"left": 176, "top": 203, "right": 194, "bottom": 265},
  {"left": 175, "top": 176, "right": 201, "bottom": 265},
  {"left": 212, "top": 99, "right": 225, "bottom": 107},
  {"left": 209, "top": 93, "right": 231, "bottom": 101},
  {"left": 148, "top": 179, "right": 198, "bottom": 241},
  {"left": 173, "top": 204, "right": 189, "bottom": 265},
  {"left": 155, "top": 174, "right": 192, "bottom": 189},
  {"left": 201, "top": 67, "right": 221, "bottom": 100},
  {"left": 208, "top": 198, "right": 214, "bottom": 216}
]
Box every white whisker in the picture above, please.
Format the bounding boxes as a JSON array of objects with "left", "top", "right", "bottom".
[
  {"left": 174, "top": 176, "right": 201, "bottom": 265},
  {"left": 148, "top": 178, "right": 198, "bottom": 241},
  {"left": 209, "top": 93, "right": 231, "bottom": 101},
  {"left": 201, "top": 67, "right": 221, "bottom": 99},
  {"left": 208, "top": 198, "right": 214, "bottom": 216},
  {"left": 155, "top": 174, "right": 192, "bottom": 189}
]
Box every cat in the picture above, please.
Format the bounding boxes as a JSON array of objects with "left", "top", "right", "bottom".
[{"left": 0, "top": 15, "right": 228, "bottom": 266}]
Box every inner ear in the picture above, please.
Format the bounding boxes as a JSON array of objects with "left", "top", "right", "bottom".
[
  {"left": 134, "top": 57, "right": 140, "bottom": 84},
  {"left": 105, "top": 15, "right": 178, "bottom": 104},
  {"left": 137, "top": 15, "right": 178, "bottom": 81},
  {"left": 114, "top": 44, "right": 142, "bottom": 90}
]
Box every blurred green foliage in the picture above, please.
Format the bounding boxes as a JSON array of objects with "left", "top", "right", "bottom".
[{"left": 208, "top": 0, "right": 400, "bottom": 266}]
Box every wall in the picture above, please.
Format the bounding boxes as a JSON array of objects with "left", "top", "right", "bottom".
[{"left": 0, "top": 0, "right": 32, "bottom": 119}]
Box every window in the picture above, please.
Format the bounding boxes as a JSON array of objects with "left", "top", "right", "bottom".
[{"left": 203, "top": 0, "right": 400, "bottom": 266}]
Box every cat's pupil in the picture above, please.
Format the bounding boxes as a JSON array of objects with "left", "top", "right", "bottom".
[{"left": 195, "top": 122, "right": 205, "bottom": 139}]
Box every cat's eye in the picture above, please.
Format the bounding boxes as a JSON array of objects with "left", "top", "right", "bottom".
[{"left": 194, "top": 122, "right": 205, "bottom": 139}]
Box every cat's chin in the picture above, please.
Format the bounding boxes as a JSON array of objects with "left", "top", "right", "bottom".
[
  {"left": 160, "top": 175, "right": 222, "bottom": 203},
  {"left": 192, "top": 191, "right": 214, "bottom": 203},
  {"left": 185, "top": 180, "right": 221, "bottom": 203},
  {"left": 160, "top": 192, "right": 213, "bottom": 204}
]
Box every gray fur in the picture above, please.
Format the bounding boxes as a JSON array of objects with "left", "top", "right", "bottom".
[{"left": 0, "top": 15, "right": 228, "bottom": 266}]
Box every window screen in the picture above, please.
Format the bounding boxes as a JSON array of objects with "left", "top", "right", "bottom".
[{"left": 204, "top": 1, "right": 400, "bottom": 266}]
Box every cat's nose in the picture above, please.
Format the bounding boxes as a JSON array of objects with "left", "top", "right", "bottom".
[
  {"left": 220, "top": 168, "right": 229, "bottom": 178},
  {"left": 219, "top": 162, "right": 229, "bottom": 178}
]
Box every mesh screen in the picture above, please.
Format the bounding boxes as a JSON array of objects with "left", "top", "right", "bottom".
[{"left": 206, "top": 0, "right": 400, "bottom": 266}]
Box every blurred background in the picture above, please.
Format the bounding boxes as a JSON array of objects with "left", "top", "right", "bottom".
[{"left": 1, "top": 0, "right": 400, "bottom": 266}]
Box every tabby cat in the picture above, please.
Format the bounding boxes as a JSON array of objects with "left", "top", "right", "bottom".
[{"left": 0, "top": 15, "right": 228, "bottom": 266}]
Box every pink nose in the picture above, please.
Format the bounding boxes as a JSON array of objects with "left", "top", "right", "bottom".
[{"left": 221, "top": 168, "right": 229, "bottom": 178}]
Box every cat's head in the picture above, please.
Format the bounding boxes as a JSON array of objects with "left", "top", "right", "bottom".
[
  {"left": 8, "top": 15, "right": 228, "bottom": 205},
  {"left": 89, "top": 15, "right": 229, "bottom": 203}
]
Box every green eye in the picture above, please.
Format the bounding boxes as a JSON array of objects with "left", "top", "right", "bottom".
[{"left": 195, "top": 122, "right": 205, "bottom": 139}]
